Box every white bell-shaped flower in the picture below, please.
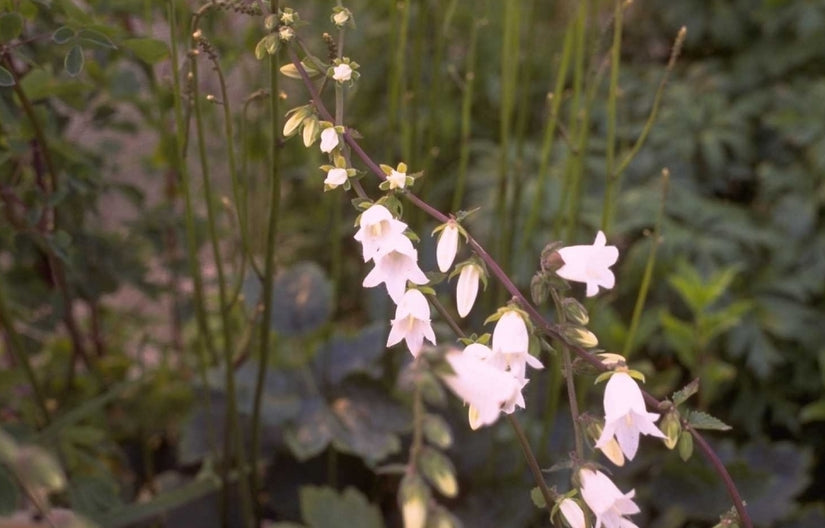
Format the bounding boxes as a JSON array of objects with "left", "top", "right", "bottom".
[
  {"left": 386, "top": 289, "right": 436, "bottom": 357},
  {"left": 491, "top": 310, "right": 543, "bottom": 382},
  {"left": 455, "top": 264, "right": 481, "bottom": 318},
  {"left": 557, "top": 230, "right": 619, "bottom": 297},
  {"left": 319, "top": 127, "right": 339, "bottom": 153},
  {"left": 362, "top": 235, "right": 428, "bottom": 304},
  {"left": 436, "top": 221, "right": 459, "bottom": 272},
  {"left": 579, "top": 468, "right": 640, "bottom": 528},
  {"left": 558, "top": 498, "right": 587, "bottom": 528},
  {"left": 353, "top": 204, "right": 408, "bottom": 262},
  {"left": 595, "top": 372, "right": 666, "bottom": 461},
  {"left": 441, "top": 347, "right": 523, "bottom": 430}
]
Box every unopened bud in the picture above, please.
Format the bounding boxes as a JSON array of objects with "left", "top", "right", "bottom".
[
  {"left": 562, "top": 326, "right": 599, "bottom": 349},
  {"left": 418, "top": 447, "right": 458, "bottom": 498},
  {"left": 399, "top": 473, "right": 429, "bottom": 528},
  {"left": 540, "top": 242, "right": 564, "bottom": 272},
  {"left": 561, "top": 297, "right": 589, "bottom": 325},
  {"left": 422, "top": 414, "right": 452, "bottom": 449},
  {"left": 678, "top": 431, "right": 694, "bottom": 461},
  {"left": 264, "top": 14, "right": 278, "bottom": 31},
  {"left": 660, "top": 411, "right": 681, "bottom": 450},
  {"left": 192, "top": 29, "right": 203, "bottom": 40},
  {"left": 530, "top": 272, "right": 549, "bottom": 305}
]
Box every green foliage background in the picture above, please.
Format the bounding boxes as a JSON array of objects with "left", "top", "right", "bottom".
[{"left": 1, "top": 0, "right": 824, "bottom": 526}]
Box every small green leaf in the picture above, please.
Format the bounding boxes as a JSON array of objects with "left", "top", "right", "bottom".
[
  {"left": 671, "top": 378, "right": 700, "bottom": 406},
  {"left": 530, "top": 486, "right": 546, "bottom": 509},
  {"left": 686, "top": 410, "right": 732, "bottom": 431},
  {"left": 122, "top": 38, "right": 168, "bottom": 64},
  {"left": 0, "top": 65, "right": 14, "bottom": 87},
  {"left": 0, "top": 12, "right": 23, "bottom": 43},
  {"left": 52, "top": 25, "right": 75, "bottom": 44},
  {"left": 78, "top": 28, "right": 116, "bottom": 49},
  {"left": 65, "top": 44, "right": 84, "bottom": 76}
]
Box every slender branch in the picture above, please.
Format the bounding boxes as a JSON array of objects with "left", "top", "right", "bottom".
[{"left": 288, "top": 51, "right": 752, "bottom": 528}]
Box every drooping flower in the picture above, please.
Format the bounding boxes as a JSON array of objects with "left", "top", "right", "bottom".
[
  {"left": 595, "top": 372, "right": 666, "bottom": 461},
  {"left": 353, "top": 204, "right": 408, "bottom": 261},
  {"left": 324, "top": 167, "right": 348, "bottom": 189},
  {"left": 558, "top": 498, "right": 587, "bottom": 528},
  {"left": 436, "top": 221, "right": 460, "bottom": 272},
  {"left": 491, "top": 310, "right": 543, "bottom": 382},
  {"left": 455, "top": 263, "right": 481, "bottom": 318},
  {"left": 557, "top": 230, "right": 619, "bottom": 297},
  {"left": 441, "top": 347, "right": 523, "bottom": 430},
  {"left": 320, "top": 127, "right": 339, "bottom": 153},
  {"left": 362, "top": 235, "right": 428, "bottom": 303},
  {"left": 386, "top": 289, "right": 436, "bottom": 357},
  {"left": 332, "top": 63, "right": 353, "bottom": 82},
  {"left": 579, "top": 468, "right": 640, "bottom": 528}
]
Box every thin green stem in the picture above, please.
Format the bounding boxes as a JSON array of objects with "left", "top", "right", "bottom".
[
  {"left": 623, "top": 169, "right": 669, "bottom": 357},
  {"left": 189, "top": 14, "right": 253, "bottom": 527},
  {"left": 601, "top": 0, "right": 624, "bottom": 234},
  {"left": 522, "top": 23, "right": 573, "bottom": 253},
  {"left": 166, "top": 1, "right": 218, "bottom": 365},
  {"left": 551, "top": 290, "right": 584, "bottom": 459},
  {"left": 495, "top": 0, "right": 519, "bottom": 282},
  {"left": 507, "top": 415, "right": 557, "bottom": 517},
  {"left": 450, "top": 18, "right": 481, "bottom": 212},
  {"left": 612, "top": 27, "right": 685, "bottom": 180},
  {"left": 250, "top": 2, "right": 282, "bottom": 523}
]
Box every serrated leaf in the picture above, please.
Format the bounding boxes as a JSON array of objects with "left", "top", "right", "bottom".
[
  {"left": 0, "top": 12, "right": 23, "bottom": 43},
  {"left": 0, "top": 65, "right": 14, "bottom": 87},
  {"left": 52, "top": 25, "right": 75, "bottom": 43},
  {"left": 122, "top": 37, "right": 168, "bottom": 64},
  {"left": 686, "top": 410, "right": 732, "bottom": 431},
  {"left": 671, "top": 378, "right": 699, "bottom": 406},
  {"left": 300, "top": 486, "right": 384, "bottom": 528},
  {"left": 65, "top": 44, "right": 84, "bottom": 76},
  {"left": 78, "top": 28, "right": 116, "bottom": 49}
]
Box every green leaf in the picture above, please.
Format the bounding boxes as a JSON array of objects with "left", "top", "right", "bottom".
[
  {"left": 313, "top": 323, "right": 386, "bottom": 384},
  {"left": 65, "top": 44, "right": 84, "bottom": 76},
  {"left": 122, "top": 37, "right": 169, "bottom": 64},
  {"left": 0, "top": 12, "right": 23, "bottom": 43},
  {"left": 78, "top": 28, "right": 116, "bottom": 49},
  {"left": 671, "top": 378, "right": 699, "bottom": 406},
  {"left": 0, "top": 65, "right": 14, "bottom": 87},
  {"left": 69, "top": 474, "right": 122, "bottom": 517},
  {"left": 52, "top": 25, "right": 75, "bottom": 44},
  {"left": 299, "top": 486, "right": 384, "bottom": 528},
  {"left": 686, "top": 410, "right": 732, "bottom": 431},
  {"left": 529, "top": 487, "right": 546, "bottom": 509}
]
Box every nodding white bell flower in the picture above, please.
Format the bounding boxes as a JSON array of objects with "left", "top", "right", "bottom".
[
  {"left": 558, "top": 498, "right": 587, "bottom": 528},
  {"left": 579, "top": 468, "right": 641, "bottom": 528},
  {"left": 362, "top": 235, "right": 428, "bottom": 304},
  {"left": 332, "top": 63, "right": 353, "bottom": 82},
  {"left": 436, "top": 221, "right": 460, "bottom": 272},
  {"left": 353, "top": 204, "right": 408, "bottom": 262},
  {"left": 455, "top": 263, "right": 481, "bottom": 318},
  {"left": 557, "top": 230, "right": 619, "bottom": 297},
  {"left": 386, "top": 289, "right": 436, "bottom": 357},
  {"left": 320, "top": 127, "right": 339, "bottom": 153},
  {"left": 324, "top": 167, "right": 348, "bottom": 189},
  {"left": 441, "top": 348, "right": 524, "bottom": 430},
  {"left": 596, "top": 372, "right": 666, "bottom": 462},
  {"left": 491, "top": 310, "right": 543, "bottom": 382}
]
